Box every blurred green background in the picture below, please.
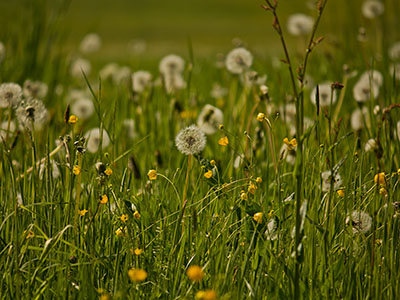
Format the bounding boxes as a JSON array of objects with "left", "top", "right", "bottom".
[{"left": 0, "top": 0, "right": 399, "bottom": 61}]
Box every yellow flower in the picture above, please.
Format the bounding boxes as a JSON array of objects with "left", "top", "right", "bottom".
[
  {"left": 73, "top": 165, "right": 81, "bottom": 175},
  {"left": 397, "top": 168, "right": 400, "bottom": 176},
  {"left": 120, "top": 214, "right": 129, "bottom": 222},
  {"left": 78, "top": 209, "right": 88, "bottom": 216},
  {"left": 104, "top": 168, "right": 112, "bottom": 176},
  {"left": 253, "top": 212, "right": 263, "bottom": 224},
  {"left": 204, "top": 170, "right": 213, "bottom": 179},
  {"left": 128, "top": 268, "right": 147, "bottom": 282},
  {"left": 256, "top": 177, "right": 262, "bottom": 184},
  {"left": 100, "top": 194, "right": 108, "bottom": 204},
  {"left": 134, "top": 248, "right": 143, "bottom": 256},
  {"left": 218, "top": 124, "right": 224, "bottom": 130},
  {"left": 210, "top": 160, "right": 216, "bottom": 166},
  {"left": 337, "top": 189, "right": 345, "bottom": 197},
  {"left": 268, "top": 209, "right": 274, "bottom": 217},
  {"left": 379, "top": 187, "right": 387, "bottom": 196},
  {"left": 115, "top": 227, "right": 126, "bottom": 237},
  {"left": 133, "top": 210, "right": 141, "bottom": 219},
  {"left": 147, "top": 169, "right": 157, "bottom": 180},
  {"left": 99, "top": 294, "right": 111, "bottom": 300},
  {"left": 240, "top": 192, "right": 248, "bottom": 201},
  {"left": 24, "top": 230, "right": 35, "bottom": 239},
  {"left": 68, "top": 115, "right": 78, "bottom": 124},
  {"left": 248, "top": 182, "right": 257, "bottom": 194},
  {"left": 374, "top": 172, "right": 386, "bottom": 186},
  {"left": 195, "top": 290, "right": 217, "bottom": 300},
  {"left": 256, "top": 112, "right": 265, "bottom": 122},
  {"left": 218, "top": 136, "right": 229, "bottom": 146},
  {"left": 283, "top": 137, "right": 297, "bottom": 150},
  {"left": 186, "top": 265, "right": 204, "bottom": 282}
]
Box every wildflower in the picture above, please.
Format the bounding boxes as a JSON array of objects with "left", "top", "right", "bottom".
[
  {"left": 120, "top": 214, "right": 129, "bottom": 222},
  {"left": 128, "top": 268, "right": 147, "bottom": 282},
  {"left": 283, "top": 138, "right": 297, "bottom": 150},
  {"left": 133, "top": 210, "right": 141, "bottom": 219},
  {"left": 362, "top": 0, "right": 384, "bottom": 19},
  {"left": 253, "top": 212, "right": 263, "bottom": 224},
  {"left": 195, "top": 290, "right": 217, "bottom": 300},
  {"left": 85, "top": 128, "right": 110, "bottom": 153},
  {"left": 248, "top": 182, "right": 257, "bottom": 194},
  {"left": 346, "top": 210, "right": 372, "bottom": 234},
  {"left": 360, "top": 69, "right": 384, "bottom": 87},
  {"left": 115, "top": 227, "right": 126, "bottom": 237},
  {"left": 321, "top": 170, "right": 343, "bottom": 193},
  {"left": 243, "top": 70, "right": 267, "bottom": 87},
  {"left": 132, "top": 70, "right": 152, "bottom": 93},
  {"left": 256, "top": 112, "right": 265, "bottom": 122},
  {"left": 351, "top": 107, "right": 369, "bottom": 131},
  {"left": 225, "top": 47, "right": 253, "bottom": 74},
  {"left": 280, "top": 144, "right": 296, "bottom": 165},
  {"left": 16, "top": 98, "right": 49, "bottom": 130},
  {"left": 210, "top": 160, "right": 216, "bottom": 166},
  {"left": 186, "top": 265, "right": 204, "bottom": 282},
  {"left": 0, "top": 83, "right": 22, "bottom": 108},
  {"left": 210, "top": 83, "right": 228, "bottom": 99},
  {"left": 147, "top": 169, "right": 157, "bottom": 180},
  {"left": 100, "top": 194, "right": 108, "bottom": 204},
  {"left": 256, "top": 177, "right": 262, "bottom": 184},
  {"left": 175, "top": 125, "right": 207, "bottom": 155},
  {"left": 379, "top": 187, "right": 387, "bottom": 196},
  {"left": 159, "top": 54, "right": 185, "bottom": 75},
  {"left": 353, "top": 77, "right": 380, "bottom": 103},
  {"left": 70, "top": 58, "right": 91, "bottom": 78},
  {"left": 78, "top": 209, "right": 88, "bottom": 216},
  {"left": 68, "top": 115, "right": 78, "bottom": 124},
  {"left": 73, "top": 165, "right": 81, "bottom": 175},
  {"left": 337, "top": 189, "right": 345, "bottom": 197},
  {"left": 134, "top": 248, "right": 143, "bottom": 256},
  {"left": 204, "top": 170, "right": 213, "bottom": 179},
  {"left": 99, "top": 293, "right": 111, "bottom": 300},
  {"left": 389, "top": 41, "right": 400, "bottom": 61},
  {"left": 79, "top": 33, "right": 101, "bottom": 54},
  {"left": 24, "top": 230, "right": 35, "bottom": 239},
  {"left": 197, "top": 104, "right": 224, "bottom": 135},
  {"left": 104, "top": 168, "right": 112, "bottom": 176},
  {"left": 287, "top": 14, "right": 314, "bottom": 36},
  {"left": 265, "top": 218, "right": 278, "bottom": 241},
  {"left": 218, "top": 136, "right": 229, "bottom": 146},
  {"left": 23, "top": 79, "right": 48, "bottom": 99},
  {"left": 71, "top": 98, "right": 95, "bottom": 120},
  {"left": 240, "top": 191, "right": 248, "bottom": 201},
  {"left": 365, "top": 139, "right": 378, "bottom": 152},
  {"left": 310, "top": 83, "right": 337, "bottom": 107},
  {"left": 374, "top": 172, "right": 386, "bottom": 186}
]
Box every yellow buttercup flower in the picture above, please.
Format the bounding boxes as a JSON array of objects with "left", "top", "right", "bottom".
[
  {"left": 240, "top": 192, "right": 248, "bottom": 201},
  {"left": 128, "top": 268, "right": 147, "bottom": 282},
  {"left": 204, "top": 170, "right": 213, "bottom": 179},
  {"left": 134, "top": 248, "right": 143, "bottom": 256},
  {"left": 133, "top": 210, "right": 141, "bottom": 219},
  {"left": 256, "top": 177, "right": 262, "bottom": 184},
  {"left": 115, "top": 227, "right": 126, "bottom": 237},
  {"left": 337, "top": 189, "right": 345, "bottom": 197},
  {"left": 218, "top": 136, "right": 229, "bottom": 146},
  {"left": 147, "top": 169, "right": 157, "bottom": 180},
  {"left": 78, "top": 209, "right": 88, "bottom": 216},
  {"left": 379, "top": 187, "right": 387, "bottom": 196},
  {"left": 248, "top": 182, "right": 257, "bottom": 194},
  {"left": 68, "top": 115, "right": 78, "bottom": 124},
  {"left": 256, "top": 112, "right": 265, "bottom": 122},
  {"left": 253, "top": 212, "right": 263, "bottom": 224},
  {"left": 104, "top": 168, "right": 112, "bottom": 176},
  {"left": 210, "top": 160, "right": 216, "bottom": 166},
  {"left": 186, "top": 265, "right": 204, "bottom": 282},
  {"left": 100, "top": 194, "right": 108, "bottom": 204},
  {"left": 283, "top": 137, "right": 297, "bottom": 150},
  {"left": 73, "top": 165, "right": 81, "bottom": 175},
  {"left": 24, "top": 230, "right": 35, "bottom": 239},
  {"left": 195, "top": 289, "right": 217, "bottom": 300},
  {"left": 120, "top": 214, "right": 129, "bottom": 222},
  {"left": 374, "top": 172, "right": 386, "bottom": 186}
]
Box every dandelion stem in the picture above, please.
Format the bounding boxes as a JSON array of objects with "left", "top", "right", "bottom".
[{"left": 182, "top": 154, "right": 192, "bottom": 226}]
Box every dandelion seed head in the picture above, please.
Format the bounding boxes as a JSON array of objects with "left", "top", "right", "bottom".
[
  {"left": 99, "top": 63, "right": 120, "bottom": 81},
  {"left": 175, "top": 125, "right": 206, "bottom": 155},
  {"left": 225, "top": 47, "right": 253, "bottom": 74},
  {"left": 23, "top": 79, "right": 48, "bottom": 99},
  {"left": 346, "top": 210, "right": 372, "bottom": 234},
  {"left": 362, "top": 0, "right": 384, "bottom": 19},
  {"left": 197, "top": 104, "right": 224, "bottom": 135},
  {"left": 16, "top": 98, "right": 48, "bottom": 130},
  {"left": 310, "top": 83, "right": 337, "bottom": 107},
  {"left": 79, "top": 33, "right": 101, "bottom": 54},
  {"left": 71, "top": 98, "right": 95, "bottom": 120},
  {"left": 321, "top": 170, "right": 343, "bottom": 193},
  {"left": 159, "top": 54, "right": 185, "bottom": 75},
  {"left": 365, "top": 139, "right": 378, "bottom": 152},
  {"left": 210, "top": 83, "right": 228, "bottom": 99},
  {"left": 389, "top": 41, "right": 400, "bottom": 61},
  {"left": 243, "top": 70, "right": 267, "bottom": 87},
  {"left": 0, "top": 83, "right": 22, "bottom": 108},
  {"left": 265, "top": 218, "right": 278, "bottom": 241},
  {"left": 287, "top": 14, "right": 314, "bottom": 36},
  {"left": 70, "top": 58, "right": 91, "bottom": 78},
  {"left": 163, "top": 73, "right": 186, "bottom": 94},
  {"left": 351, "top": 107, "right": 369, "bottom": 131},
  {"left": 132, "top": 70, "right": 152, "bottom": 93},
  {"left": 85, "top": 128, "right": 110, "bottom": 153}
]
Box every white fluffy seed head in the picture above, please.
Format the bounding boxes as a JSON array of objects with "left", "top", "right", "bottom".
[
  {"left": 287, "top": 14, "right": 314, "bottom": 36},
  {"left": 132, "top": 71, "right": 152, "bottom": 93},
  {"left": 346, "top": 210, "right": 372, "bottom": 234},
  {"left": 225, "top": 47, "right": 253, "bottom": 74},
  {"left": 70, "top": 58, "right": 91, "bottom": 78},
  {"left": 175, "top": 125, "right": 206, "bottom": 155},
  {"left": 71, "top": 98, "right": 95, "bottom": 120},
  {"left": 353, "top": 77, "right": 380, "bottom": 103},
  {"left": 16, "top": 98, "right": 48, "bottom": 131},
  {"left": 23, "top": 79, "right": 48, "bottom": 99},
  {"left": 365, "top": 139, "right": 378, "bottom": 152},
  {"left": 321, "top": 170, "right": 343, "bottom": 193},
  {"left": 85, "top": 128, "right": 110, "bottom": 153},
  {"left": 362, "top": 0, "right": 384, "bottom": 19},
  {"left": 0, "top": 83, "right": 22, "bottom": 108},
  {"left": 389, "top": 41, "right": 400, "bottom": 61},
  {"left": 310, "top": 83, "right": 337, "bottom": 107},
  {"left": 159, "top": 54, "right": 185, "bottom": 75},
  {"left": 79, "top": 33, "right": 102, "bottom": 54},
  {"left": 351, "top": 107, "right": 369, "bottom": 131},
  {"left": 197, "top": 104, "right": 224, "bottom": 135}
]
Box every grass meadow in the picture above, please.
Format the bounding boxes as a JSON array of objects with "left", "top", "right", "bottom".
[{"left": 0, "top": 0, "right": 400, "bottom": 299}]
